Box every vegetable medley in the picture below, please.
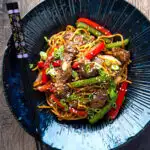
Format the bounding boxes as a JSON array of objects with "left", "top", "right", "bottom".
[{"left": 33, "top": 18, "right": 131, "bottom": 124}]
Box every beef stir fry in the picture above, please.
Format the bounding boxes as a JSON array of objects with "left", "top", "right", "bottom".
[{"left": 32, "top": 18, "right": 131, "bottom": 124}]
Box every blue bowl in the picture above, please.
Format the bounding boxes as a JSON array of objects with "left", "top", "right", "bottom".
[{"left": 3, "top": 0, "right": 150, "bottom": 149}]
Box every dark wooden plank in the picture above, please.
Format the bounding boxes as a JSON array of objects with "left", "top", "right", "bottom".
[{"left": 0, "top": 0, "right": 39, "bottom": 150}]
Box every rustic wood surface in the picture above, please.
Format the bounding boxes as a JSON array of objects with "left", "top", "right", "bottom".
[{"left": 0, "top": 0, "right": 150, "bottom": 150}]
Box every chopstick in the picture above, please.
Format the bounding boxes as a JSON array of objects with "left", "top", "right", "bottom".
[
  {"left": 6, "top": 2, "right": 28, "bottom": 59},
  {"left": 6, "top": 2, "right": 39, "bottom": 135}
]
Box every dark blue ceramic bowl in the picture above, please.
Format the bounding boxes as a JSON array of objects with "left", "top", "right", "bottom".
[{"left": 3, "top": 0, "right": 150, "bottom": 149}]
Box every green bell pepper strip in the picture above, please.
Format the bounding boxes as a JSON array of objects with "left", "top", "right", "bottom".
[
  {"left": 40, "top": 51, "right": 47, "bottom": 61},
  {"left": 68, "top": 75, "right": 109, "bottom": 88},
  {"left": 88, "top": 103, "right": 112, "bottom": 124},
  {"left": 106, "top": 39, "right": 129, "bottom": 49}
]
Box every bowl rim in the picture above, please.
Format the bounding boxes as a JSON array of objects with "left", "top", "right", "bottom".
[{"left": 2, "top": 0, "right": 150, "bottom": 149}]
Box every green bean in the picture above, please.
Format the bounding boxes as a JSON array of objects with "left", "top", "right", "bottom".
[
  {"left": 76, "top": 22, "right": 102, "bottom": 36},
  {"left": 68, "top": 75, "right": 109, "bottom": 88},
  {"left": 104, "top": 38, "right": 111, "bottom": 44},
  {"left": 89, "top": 103, "right": 112, "bottom": 124},
  {"left": 107, "top": 80, "right": 118, "bottom": 108},
  {"left": 76, "top": 22, "right": 111, "bottom": 44},
  {"left": 106, "top": 39, "right": 129, "bottom": 49}
]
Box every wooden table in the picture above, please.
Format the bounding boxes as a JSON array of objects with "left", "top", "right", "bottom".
[{"left": 0, "top": 0, "right": 150, "bottom": 150}]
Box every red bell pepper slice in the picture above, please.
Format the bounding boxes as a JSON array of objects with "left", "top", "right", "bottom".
[
  {"left": 49, "top": 86, "right": 56, "bottom": 93},
  {"left": 108, "top": 81, "right": 128, "bottom": 120},
  {"left": 44, "top": 48, "right": 55, "bottom": 69},
  {"left": 50, "top": 94, "right": 65, "bottom": 109},
  {"left": 72, "top": 62, "right": 80, "bottom": 69},
  {"left": 69, "top": 107, "right": 88, "bottom": 117},
  {"left": 48, "top": 47, "right": 55, "bottom": 57},
  {"left": 42, "top": 70, "right": 49, "bottom": 84},
  {"left": 77, "top": 18, "right": 112, "bottom": 36},
  {"left": 52, "top": 60, "right": 62, "bottom": 67},
  {"left": 36, "top": 82, "right": 53, "bottom": 92},
  {"left": 37, "top": 61, "right": 44, "bottom": 69},
  {"left": 85, "top": 42, "right": 105, "bottom": 60},
  {"left": 72, "top": 42, "right": 105, "bottom": 68}
]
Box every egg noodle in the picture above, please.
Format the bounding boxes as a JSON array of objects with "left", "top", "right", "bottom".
[{"left": 32, "top": 20, "right": 131, "bottom": 123}]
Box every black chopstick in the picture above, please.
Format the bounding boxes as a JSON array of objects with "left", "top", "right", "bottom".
[
  {"left": 6, "top": 2, "right": 28, "bottom": 59},
  {"left": 6, "top": 2, "right": 39, "bottom": 138}
]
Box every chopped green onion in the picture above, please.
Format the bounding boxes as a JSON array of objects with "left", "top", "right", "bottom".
[
  {"left": 88, "top": 94, "right": 93, "bottom": 101},
  {"left": 54, "top": 45, "right": 64, "bottom": 60},
  {"left": 105, "top": 60, "right": 111, "bottom": 67},
  {"left": 46, "top": 68, "right": 56, "bottom": 77},
  {"left": 111, "top": 64, "right": 120, "bottom": 71},
  {"left": 85, "top": 63, "right": 91, "bottom": 74},
  {"left": 46, "top": 64, "right": 56, "bottom": 77},
  {"left": 44, "top": 36, "right": 49, "bottom": 43},
  {"left": 40, "top": 51, "right": 47, "bottom": 61},
  {"left": 29, "top": 64, "right": 34, "bottom": 69},
  {"left": 72, "top": 70, "right": 79, "bottom": 80}
]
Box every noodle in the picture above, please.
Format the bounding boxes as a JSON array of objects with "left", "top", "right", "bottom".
[{"left": 33, "top": 22, "right": 131, "bottom": 123}]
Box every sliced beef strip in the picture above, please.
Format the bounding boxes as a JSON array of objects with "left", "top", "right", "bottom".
[
  {"left": 54, "top": 82, "right": 71, "bottom": 97},
  {"left": 63, "top": 31, "right": 74, "bottom": 40},
  {"left": 55, "top": 63, "right": 72, "bottom": 82},
  {"left": 65, "top": 43, "right": 78, "bottom": 55},
  {"left": 73, "top": 35, "right": 84, "bottom": 46},
  {"left": 63, "top": 52, "right": 76, "bottom": 62},
  {"left": 112, "top": 48, "right": 130, "bottom": 63},
  {"left": 90, "top": 90, "right": 108, "bottom": 108},
  {"left": 79, "top": 63, "right": 98, "bottom": 78}
]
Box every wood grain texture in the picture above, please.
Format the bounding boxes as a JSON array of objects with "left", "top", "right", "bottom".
[
  {"left": 0, "top": 1, "right": 40, "bottom": 150},
  {"left": 0, "top": 0, "right": 150, "bottom": 150}
]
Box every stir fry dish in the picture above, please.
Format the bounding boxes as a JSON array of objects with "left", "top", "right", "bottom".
[{"left": 32, "top": 18, "right": 131, "bottom": 124}]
